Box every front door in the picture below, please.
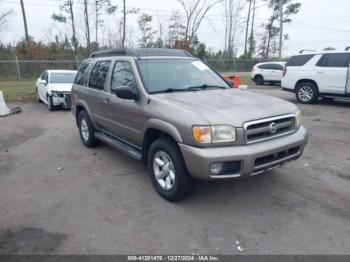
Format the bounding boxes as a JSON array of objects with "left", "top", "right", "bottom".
[{"left": 103, "top": 60, "right": 144, "bottom": 147}]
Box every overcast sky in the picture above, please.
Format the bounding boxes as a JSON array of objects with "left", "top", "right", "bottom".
[{"left": 1, "top": 0, "right": 350, "bottom": 57}]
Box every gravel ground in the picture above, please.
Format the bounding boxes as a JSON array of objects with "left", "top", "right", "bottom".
[{"left": 0, "top": 87, "right": 349, "bottom": 255}]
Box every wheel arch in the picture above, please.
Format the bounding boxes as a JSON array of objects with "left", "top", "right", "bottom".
[
  {"left": 75, "top": 101, "right": 93, "bottom": 127},
  {"left": 295, "top": 79, "right": 319, "bottom": 91},
  {"left": 142, "top": 120, "right": 183, "bottom": 165}
]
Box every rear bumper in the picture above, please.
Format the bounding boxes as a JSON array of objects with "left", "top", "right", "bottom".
[{"left": 179, "top": 126, "right": 308, "bottom": 180}]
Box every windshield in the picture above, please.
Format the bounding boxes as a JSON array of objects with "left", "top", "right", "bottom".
[
  {"left": 50, "top": 72, "right": 77, "bottom": 84},
  {"left": 137, "top": 59, "right": 229, "bottom": 93}
]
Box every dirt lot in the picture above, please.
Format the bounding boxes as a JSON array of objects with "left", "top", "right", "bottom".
[{"left": 0, "top": 87, "right": 349, "bottom": 255}]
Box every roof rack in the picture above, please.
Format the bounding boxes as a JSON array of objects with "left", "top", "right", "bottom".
[
  {"left": 299, "top": 49, "right": 317, "bottom": 54},
  {"left": 345, "top": 46, "right": 350, "bottom": 51},
  {"left": 89, "top": 48, "right": 194, "bottom": 58}
]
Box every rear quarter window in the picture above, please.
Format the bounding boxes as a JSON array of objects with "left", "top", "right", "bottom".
[
  {"left": 316, "top": 53, "right": 350, "bottom": 68},
  {"left": 75, "top": 60, "right": 93, "bottom": 86},
  {"left": 286, "top": 55, "right": 315, "bottom": 67}
]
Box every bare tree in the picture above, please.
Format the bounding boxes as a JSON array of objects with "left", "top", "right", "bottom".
[
  {"left": 138, "top": 13, "right": 156, "bottom": 48},
  {"left": 20, "top": 0, "right": 30, "bottom": 42},
  {"left": 94, "top": 0, "right": 117, "bottom": 46},
  {"left": 223, "top": 0, "right": 244, "bottom": 57},
  {"left": 83, "top": 0, "right": 91, "bottom": 53},
  {"left": 52, "top": 0, "right": 79, "bottom": 53},
  {"left": 177, "top": 0, "right": 223, "bottom": 47},
  {"left": 167, "top": 11, "right": 186, "bottom": 47},
  {"left": 243, "top": 0, "right": 253, "bottom": 56},
  {"left": 248, "top": 0, "right": 256, "bottom": 56},
  {"left": 0, "top": 8, "right": 13, "bottom": 34}
]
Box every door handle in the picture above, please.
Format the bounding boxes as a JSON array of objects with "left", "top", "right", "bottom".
[
  {"left": 271, "top": 71, "right": 276, "bottom": 72},
  {"left": 317, "top": 71, "right": 325, "bottom": 74},
  {"left": 104, "top": 98, "right": 110, "bottom": 104}
]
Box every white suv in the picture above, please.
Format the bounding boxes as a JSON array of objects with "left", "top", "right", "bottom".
[
  {"left": 251, "top": 62, "right": 286, "bottom": 85},
  {"left": 282, "top": 51, "right": 350, "bottom": 104}
]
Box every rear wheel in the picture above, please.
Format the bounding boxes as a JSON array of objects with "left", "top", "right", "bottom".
[
  {"left": 296, "top": 82, "right": 319, "bottom": 104},
  {"left": 148, "top": 138, "right": 195, "bottom": 202},
  {"left": 254, "top": 75, "right": 264, "bottom": 85},
  {"left": 78, "top": 110, "right": 100, "bottom": 147}
]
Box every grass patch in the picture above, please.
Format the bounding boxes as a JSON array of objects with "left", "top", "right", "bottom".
[{"left": 0, "top": 79, "right": 36, "bottom": 102}]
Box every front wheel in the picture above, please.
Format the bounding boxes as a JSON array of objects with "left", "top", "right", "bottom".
[
  {"left": 148, "top": 138, "right": 195, "bottom": 202},
  {"left": 47, "top": 94, "right": 55, "bottom": 111},
  {"left": 296, "top": 82, "right": 319, "bottom": 104}
]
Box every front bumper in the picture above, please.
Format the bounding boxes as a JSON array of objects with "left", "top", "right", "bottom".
[
  {"left": 51, "top": 92, "right": 72, "bottom": 108},
  {"left": 179, "top": 126, "right": 308, "bottom": 180}
]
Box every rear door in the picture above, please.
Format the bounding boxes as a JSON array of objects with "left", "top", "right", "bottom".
[
  {"left": 271, "top": 63, "right": 284, "bottom": 81},
  {"left": 85, "top": 60, "right": 112, "bottom": 128},
  {"left": 315, "top": 53, "right": 350, "bottom": 94},
  {"left": 258, "top": 64, "right": 274, "bottom": 81}
]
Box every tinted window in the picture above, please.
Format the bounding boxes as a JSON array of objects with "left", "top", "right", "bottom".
[
  {"left": 89, "top": 61, "right": 111, "bottom": 90},
  {"left": 50, "top": 72, "right": 76, "bottom": 83},
  {"left": 111, "top": 61, "right": 137, "bottom": 91},
  {"left": 271, "top": 64, "right": 284, "bottom": 70},
  {"left": 75, "top": 61, "right": 93, "bottom": 85},
  {"left": 316, "top": 53, "right": 350, "bottom": 68},
  {"left": 286, "top": 55, "right": 314, "bottom": 66},
  {"left": 258, "top": 64, "right": 273, "bottom": 70}
]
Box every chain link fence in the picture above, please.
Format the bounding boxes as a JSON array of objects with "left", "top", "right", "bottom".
[{"left": 0, "top": 57, "right": 280, "bottom": 101}]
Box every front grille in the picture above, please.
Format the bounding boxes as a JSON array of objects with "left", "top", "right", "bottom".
[
  {"left": 254, "top": 146, "right": 300, "bottom": 168},
  {"left": 244, "top": 115, "right": 296, "bottom": 144}
]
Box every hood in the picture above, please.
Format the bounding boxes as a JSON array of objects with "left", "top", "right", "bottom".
[
  {"left": 48, "top": 83, "right": 73, "bottom": 92},
  {"left": 151, "top": 89, "right": 298, "bottom": 127}
]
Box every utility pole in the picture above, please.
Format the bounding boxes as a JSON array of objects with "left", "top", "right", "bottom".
[
  {"left": 278, "top": 0, "right": 283, "bottom": 58},
  {"left": 20, "top": 0, "right": 29, "bottom": 42}
]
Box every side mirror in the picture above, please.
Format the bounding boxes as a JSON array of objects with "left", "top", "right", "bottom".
[
  {"left": 39, "top": 79, "right": 47, "bottom": 85},
  {"left": 115, "top": 86, "right": 139, "bottom": 101},
  {"left": 226, "top": 80, "right": 234, "bottom": 88}
]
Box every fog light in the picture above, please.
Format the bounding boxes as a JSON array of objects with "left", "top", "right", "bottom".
[{"left": 210, "top": 163, "right": 223, "bottom": 175}]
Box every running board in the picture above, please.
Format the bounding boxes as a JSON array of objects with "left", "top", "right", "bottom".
[{"left": 94, "top": 132, "right": 142, "bottom": 161}]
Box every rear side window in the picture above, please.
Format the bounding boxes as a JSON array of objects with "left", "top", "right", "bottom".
[
  {"left": 316, "top": 53, "right": 350, "bottom": 68},
  {"left": 258, "top": 64, "right": 273, "bottom": 69},
  {"left": 286, "top": 55, "right": 314, "bottom": 66},
  {"left": 89, "top": 61, "right": 111, "bottom": 90},
  {"left": 75, "top": 61, "right": 92, "bottom": 85}
]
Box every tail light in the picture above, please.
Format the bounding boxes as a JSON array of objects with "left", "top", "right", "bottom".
[
  {"left": 283, "top": 68, "right": 287, "bottom": 77},
  {"left": 252, "top": 66, "right": 255, "bottom": 72}
]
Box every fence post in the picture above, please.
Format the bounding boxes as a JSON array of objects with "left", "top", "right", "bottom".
[
  {"left": 15, "top": 55, "right": 24, "bottom": 98},
  {"left": 233, "top": 58, "right": 237, "bottom": 73}
]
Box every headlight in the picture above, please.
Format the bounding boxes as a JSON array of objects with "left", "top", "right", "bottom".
[
  {"left": 295, "top": 110, "right": 302, "bottom": 128},
  {"left": 192, "top": 125, "right": 236, "bottom": 144}
]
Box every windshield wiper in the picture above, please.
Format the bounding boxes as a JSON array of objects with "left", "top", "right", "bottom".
[
  {"left": 185, "top": 84, "right": 227, "bottom": 90},
  {"left": 149, "top": 85, "right": 227, "bottom": 94},
  {"left": 149, "top": 88, "right": 193, "bottom": 94}
]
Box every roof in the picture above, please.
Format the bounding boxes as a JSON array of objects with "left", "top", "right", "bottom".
[
  {"left": 46, "top": 70, "right": 77, "bottom": 73},
  {"left": 257, "top": 61, "right": 286, "bottom": 65},
  {"left": 89, "top": 48, "right": 194, "bottom": 58},
  {"left": 296, "top": 49, "right": 350, "bottom": 56}
]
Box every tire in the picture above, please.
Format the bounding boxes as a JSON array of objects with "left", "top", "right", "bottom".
[
  {"left": 296, "top": 82, "right": 319, "bottom": 104},
  {"left": 47, "top": 94, "right": 55, "bottom": 111},
  {"left": 36, "top": 87, "right": 42, "bottom": 103},
  {"left": 254, "top": 75, "right": 264, "bottom": 85},
  {"left": 148, "top": 137, "right": 195, "bottom": 202},
  {"left": 78, "top": 110, "right": 100, "bottom": 148}
]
